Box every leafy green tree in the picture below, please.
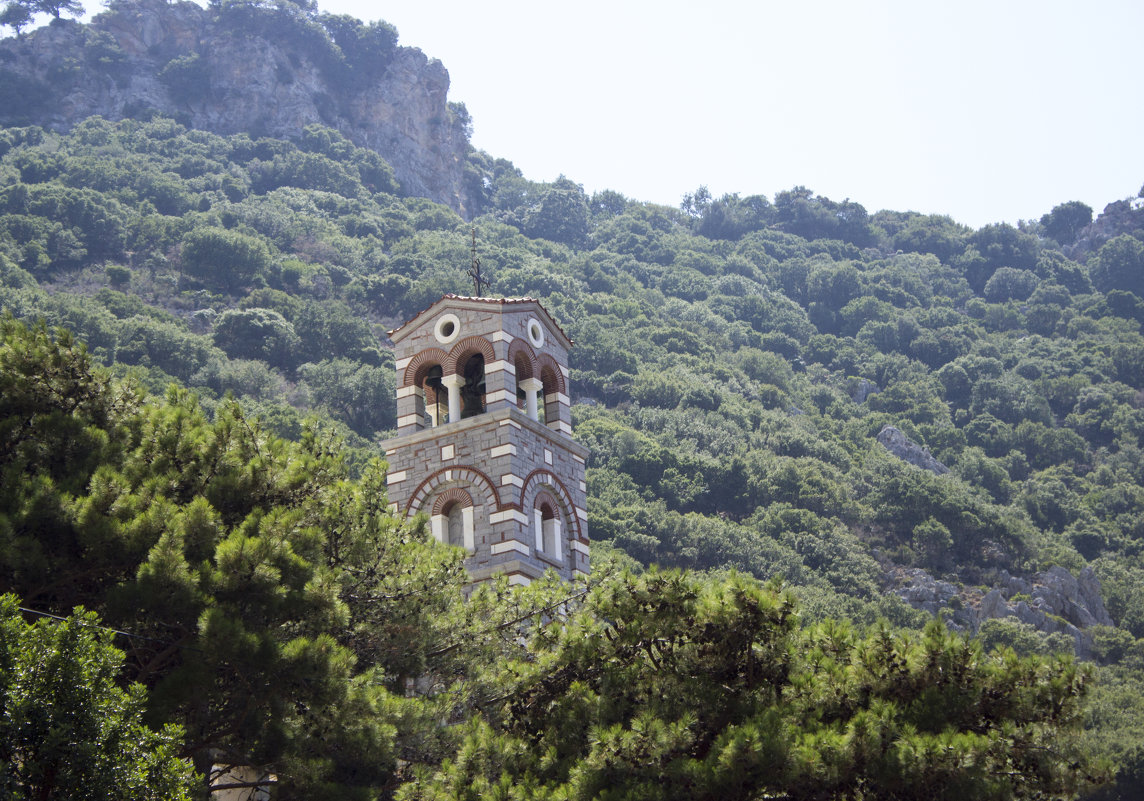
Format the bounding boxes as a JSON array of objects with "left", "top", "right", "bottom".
[
  {"left": 890, "top": 213, "right": 970, "bottom": 262},
  {"left": 401, "top": 570, "right": 1098, "bottom": 801},
  {"left": 984, "top": 266, "right": 1040, "bottom": 302},
  {"left": 297, "top": 357, "right": 394, "bottom": 435},
  {"left": 180, "top": 227, "right": 270, "bottom": 293},
  {"left": 522, "top": 176, "right": 590, "bottom": 247},
  {"left": 1090, "top": 234, "right": 1144, "bottom": 297},
  {"left": 590, "top": 188, "right": 629, "bottom": 218},
  {"left": 319, "top": 14, "right": 399, "bottom": 87},
  {"left": 913, "top": 516, "right": 953, "bottom": 569},
  {"left": 0, "top": 2, "right": 32, "bottom": 36},
  {"left": 251, "top": 149, "right": 364, "bottom": 198},
  {"left": 963, "top": 223, "right": 1040, "bottom": 292},
  {"left": 1041, "top": 200, "right": 1093, "bottom": 245},
  {"left": 0, "top": 596, "right": 196, "bottom": 800},
  {"left": 1036, "top": 250, "right": 1091, "bottom": 294},
  {"left": 775, "top": 186, "right": 872, "bottom": 245},
  {"left": 33, "top": 0, "right": 81, "bottom": 18},
  {"left": 977, "top": 618, "right": 1074, "bottom": 657},
  {"left": 212, "top": 307, "right": 301, "bottom": 369},
  {"left": 158, "top": 53, "right": 211, "bottom": 104},
  {"left": 0, "top": 317, "right": 471, "bottom": 797}
]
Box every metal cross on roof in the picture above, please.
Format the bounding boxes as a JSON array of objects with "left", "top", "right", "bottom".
[{"left": 468, "top": 227, "right": 490, "bottom": 297}]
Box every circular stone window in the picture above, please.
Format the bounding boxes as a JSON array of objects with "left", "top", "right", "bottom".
[
  {"left": 434, "top": 313, "right": 461, "bottom": 344},
  {"left": 526, "top": 317, "right": 545, "bottom": 348}
]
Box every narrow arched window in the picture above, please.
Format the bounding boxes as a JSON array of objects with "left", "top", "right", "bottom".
[
  {"left": 460, "top": 354, "right": 486, "bottom": 418},
  {"left": 540, "top": 365, "right": 561, "bottom": 427},
  {"left": 431, "top": 492, "right": 475, "bottom": 554},
  {"left": 423, "top": 364, "right": 444, "bottom": 426},
  {"left": 541, "top": 503, "right": 557, "bottom": 556},
  {"left": 533, "top": 497, "right": 563, "bottom": 562},
  {"left": 515, "top": 352, "right": 531, "bottom": 411},
  {"left": 446, "top": 502, "right": 465, "bottom": 548}
]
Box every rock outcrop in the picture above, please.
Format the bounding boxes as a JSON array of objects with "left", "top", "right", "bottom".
[
  {"left": 876, "top": 425, "right": 949, "bottom": 474},
  {"left": 0, "top": 0, "right": 471, "bottom": 214},
  {"left": 1066, "top": 198, "right": 1144, "bottom": 261},
  {"left": 891, "top": 565, "right": 1114, "bottom": 658},
  {"left": 850, "top": 378, "right": 878, "bottom": 404}
]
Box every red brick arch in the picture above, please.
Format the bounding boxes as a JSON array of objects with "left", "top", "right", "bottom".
[
  {"left": 534, "top": 488, "right": 561, "bottom": 519},
  {"left": 444, "top": 335, "right": 495, "bottom": 375},
  {"left": 536, "top": 353, "right": 566, "bottom": 395},
  {"left": 403, "top": 347, "right": 449, "bottom": 389},
  {"left": 407, "top": 465, "right": 502, "bottom": 517},
  {"left": 506, "top": 338, "right": 537, "bottom": 382},
  {"left": 432, "top": 487, "right": 474, "bottom": 515},
  {"left": 519, "top": 469, "right": 582, "bottom": 541}
]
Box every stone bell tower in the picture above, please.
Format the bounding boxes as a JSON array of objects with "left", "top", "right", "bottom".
[{"left": 381, "top": 295, "right": 589, "bottom": 586}]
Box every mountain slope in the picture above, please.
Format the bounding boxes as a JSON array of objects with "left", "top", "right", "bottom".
[{"left": 0, "top": 0, "right": 472, "bottom": 213}]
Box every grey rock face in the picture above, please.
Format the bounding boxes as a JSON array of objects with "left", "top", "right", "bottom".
[
  {"left": 895, "top": 568, "right": 960, "bottom": 616},
  {"left": 876, "top": 425, "right": 949, "bottom": 474},
  {"left": 892, "top": 564, "right": 1114, "bottom": 659},
  {"left": 1066, "top": 198, "right": 1144, "bottom": 261},
  {"left": 851, "top": 378, "right": 879, "bottom": 404},
  {"left": 0, "top": 0, "right": 470, "bottom": 214}
]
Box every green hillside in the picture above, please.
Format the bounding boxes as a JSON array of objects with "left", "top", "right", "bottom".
[
  {"left": 0, "top": 316, "right": 1106, "bottom": 799},
  {"left": 1, "top": 3, "right": 1144, "bottom": 797}
]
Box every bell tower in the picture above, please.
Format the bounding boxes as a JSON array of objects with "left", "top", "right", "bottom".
[{"left": 381, "top": 295, "right": 590, "bottom": 586}]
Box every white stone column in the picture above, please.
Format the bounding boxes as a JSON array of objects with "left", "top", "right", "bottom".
[
  {"left": 441, "top": 374, "right": 464, "bottom": 424},
  {"left": 519, "top": 377, "right": 543, "bottom": 422},
  {"left": 462, "top": 505, "right": 475, "bottom": 553}
]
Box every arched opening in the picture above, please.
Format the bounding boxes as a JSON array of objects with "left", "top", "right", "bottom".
[
  {"left": 540, "top": 364, "right": 561, "bottom": 426},
  {"left": 445, "top": 501, "right": 465, "bottom": 548},
  {"left": 540, "top": 502, "right": 557, "bottom": 556},
  {"left": 430, "top": 490, "right": 475, "bottom": 554},
  {"left": 423, "top": 364, "right": 445, "bottom": 426},
  {"left": 460, "top": 353, "right": 486, "bottom": 419},
  {"left": 532, "top": 493, "right": 563, "bottom": 562},
  {"left": 514, "top": 352, "right": 532, "bottom": 411}
]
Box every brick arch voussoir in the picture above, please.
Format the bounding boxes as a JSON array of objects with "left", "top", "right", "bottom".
[
  {"left": 444, "top": 335, "right": 496, "bottom": 375},
  {"left": 403, "top": 347, "right": 450, "bottom": 389},
  {"left": 432, "top": 487, "right": 474, "bottom": 516},
  {"left": 407, "top": 465, "right": 502, "bottom": 517},
  {"left": 520, "top": 469, "right": 582, "bottom": 541},
  {"left": 536, "top": 353, "right": 566, "bottom": 395},
  {"left": 533, "top": 488, "right": 561, "bottom": 518},
  {"left": 506, "top": 338, "right": 538, "bottom": 382}
]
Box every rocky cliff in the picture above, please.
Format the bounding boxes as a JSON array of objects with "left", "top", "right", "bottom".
[
  {"left": 876, "top": 425, "right": 949, "bottom": 475},
  {"left": 891, "top": 565, "right": 1114, "bottom": 659},
  {"left": 1067, "top": 197, "right": 1144, "bottom": 261},
  {"left": 0, "top": 0, "right": 471, "bottom": 214}
]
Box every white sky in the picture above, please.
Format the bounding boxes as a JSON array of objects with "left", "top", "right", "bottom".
[
  {"left": 309, "top": 0, "right": 1142, "bottom": 228},
  {"left": 49, "top": 0, "right": 1138, "bottom": 227}
]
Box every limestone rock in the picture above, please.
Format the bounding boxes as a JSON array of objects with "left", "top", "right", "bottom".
[
  {"left": 876, "top": 425, "right": 949, "bottom": 474},
  {"left": 0, "top": 0, "right": 470, "bottom": 215},
  {"left": 895, "top": 568, "right": 959, "bottom": 615},
  {"left": 890, "top": 567, "right": 973, "bottom": 631},
  {"left": 892, "top": 564, "right": 1113, "bottom": 659},
  {"left": 1066, "top": 198, "right": 1144, "bottom": 261},
  {"left": 851, "top": 378, "right": 879, "bottom": 404}
]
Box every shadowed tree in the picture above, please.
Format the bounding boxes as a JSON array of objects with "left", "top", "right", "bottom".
[
  {"left": 34, "top": 0, "right": 81, "bottom": 18},
  {"left": 1041, "top": 200, "right": 1093, "bottom": 245},
  {"left": 0, "top": 1, "right": 32, "bottom": 35},
  {"left": 0, "top": 596, "right": 196, "bottom": 800}
]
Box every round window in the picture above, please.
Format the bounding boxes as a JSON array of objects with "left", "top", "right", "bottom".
[
  {"left": 526, "top": 318, "right": 545, "bottom": 348},
  {"left": 434, "top": 313, "right": 461, "bottom": 344}
]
